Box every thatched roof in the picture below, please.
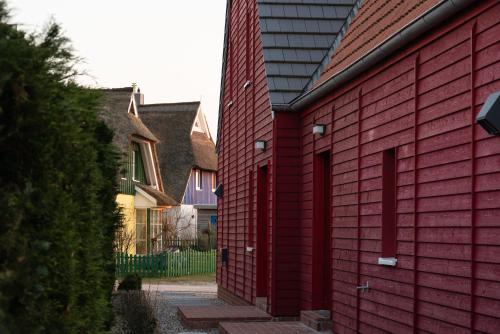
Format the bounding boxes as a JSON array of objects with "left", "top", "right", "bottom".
[
  {"left": 139, "top": 102, "right": 217, "bottom": 203},
  {"left": 99, "top": 88, "right": 158, "bottom": 154},
  {"left": 191, "top": 132, "right": 218, "bottom": 171}
]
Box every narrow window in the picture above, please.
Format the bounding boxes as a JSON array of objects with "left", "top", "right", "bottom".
[
  {"left": 131, "top": 150, "right": 136, "bottom": 181},
  {"left": 212, "top": 172, "right": 217, "bottom": 192},
  {"left": 150, "top": 210, "right": 162, "bottom": 254},
  {"left": 196, "top": 169, "right": 203, "bottom": 190},
  {"left": 135, "top": 209, "right": 147, "bottom": 255},
  {"left": 381, "top": 148, "right": 397, "bottom": 259}
]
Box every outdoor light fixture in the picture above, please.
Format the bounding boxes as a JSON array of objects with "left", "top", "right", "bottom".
[
  {"left": 255, "top": 140, "right": 266, "bottom": 151},
  {"left": 477, "top": 91, "right": 500, "bottom": 136},
  {"left": 227, "top": 100, "right": 233, "bottom": 108},
  {"left": 243, "top": 80, "right": 251, "bottom": 89},
  {"left": 214, "top": 184, "right": 223, "bottom": 198},
  {"left": 313, "top": 124, "right": 326, "bottom": 136}
]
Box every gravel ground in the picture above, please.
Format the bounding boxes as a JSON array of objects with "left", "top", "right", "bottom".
[{"left": 145, "top": 283, "right": 225, "bottom": 334}]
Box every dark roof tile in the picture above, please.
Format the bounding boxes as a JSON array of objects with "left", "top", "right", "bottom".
[{"left": 257, "top": 0, "right": 357, "bottom": 105}]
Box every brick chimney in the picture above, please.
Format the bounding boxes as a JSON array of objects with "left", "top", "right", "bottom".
[{"left": 132, "top": 83, "right": 144, "bottom": 105}]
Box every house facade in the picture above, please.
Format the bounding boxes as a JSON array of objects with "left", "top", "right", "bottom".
[
  {"left": 139, "top": 101, "right": 218, "bottom": 242},
  {"left": 217, "top": 1, "right": 500, "bottom": 333},
  {"left": 100, "top": 87, "right": 177, "bottom": 255}
]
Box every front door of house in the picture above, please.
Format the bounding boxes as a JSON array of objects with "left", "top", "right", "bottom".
[
  {"left": 256, "top": 165, "right": 269, "bottom": 297},
  {"left": 312, "top": 151, "right": 332, "bottom": 310}
]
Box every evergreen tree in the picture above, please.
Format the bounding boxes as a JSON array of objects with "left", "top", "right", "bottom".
[{"left": 0, "top": 1, "right": 120, "bottom": 332}]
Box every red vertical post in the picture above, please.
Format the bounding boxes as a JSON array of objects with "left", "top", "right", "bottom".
[
  {"left": 330, "top": 105, "right": 335, "bottom": 316},
  {"left": 251, "top": 0, "right": 256, "bottom": 303},
  {"left": 356, "top": 89, "right": 362, "bottom": 332},
  {"left": 470, "top": 21, "right": 477, "bottom": 332},
  {"left": 412, "top": 54, "right": 420, "bottom": 333}
]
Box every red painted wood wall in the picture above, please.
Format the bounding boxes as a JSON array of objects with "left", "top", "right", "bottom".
[
  {"left": 217, "top": 0, "right": 274, "bottom": 308},
  {"left": 298, "top": 1, "right": 500, "bottom": 332},
  {"left": 219, "top": 0, "right": 500, "bottom": 331}
]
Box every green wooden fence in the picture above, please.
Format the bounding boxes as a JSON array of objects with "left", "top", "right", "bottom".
[{"left": 115, "top": 249, "right": 216, "bottom": 277}]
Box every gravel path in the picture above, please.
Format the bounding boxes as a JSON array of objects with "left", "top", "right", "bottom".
[{"left": 145, "top": 283, "right": 225, "bottom": 334}]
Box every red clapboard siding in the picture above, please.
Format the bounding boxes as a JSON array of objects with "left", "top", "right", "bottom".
[
  {"left": 218, "top": 1, "right": 500, "bottom": 331},
  {"left": 217, "top": 0, "right": 274, "bottom": 307},
  {"left": 296, "top": 1, "right": 500, "bottom": 333}
]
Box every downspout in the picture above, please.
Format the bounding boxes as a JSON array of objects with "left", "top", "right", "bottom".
[{"left": 272, "top": 0, "right": 475, "bottom": 113}]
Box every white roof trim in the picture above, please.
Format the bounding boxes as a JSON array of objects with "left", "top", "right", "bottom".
[
  {"left": 134, "top": 185, "right": 157, "bottom": 207},
  {"left": 190, "top": 105, "right": 212, "bottom": 140},
  {"left": 128, "top": 94, "right": 139, "bottom": 117}
]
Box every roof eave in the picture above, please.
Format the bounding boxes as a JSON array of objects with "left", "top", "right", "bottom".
[{"left": 216, "top": 0, "right": 232, "bottom": 153}]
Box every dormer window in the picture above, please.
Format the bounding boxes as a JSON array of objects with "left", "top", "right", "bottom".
[
  {"left": 131, "top": 142, "right": 146, "bottom": 184},
  {"left": 195, "top": 169, "right": 202, "bottom": 191}
]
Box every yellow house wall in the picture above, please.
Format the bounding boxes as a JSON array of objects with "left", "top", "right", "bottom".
[{"left": 116, "top": 194, "right": 136, "bottom": 255}]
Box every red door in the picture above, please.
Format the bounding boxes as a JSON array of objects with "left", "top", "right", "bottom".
[
  {"left": 256, "top": 165, "right": 269, "bottom": 297},
  {"left": 312, "top": 152, "right": 332, "bottom": 310}
]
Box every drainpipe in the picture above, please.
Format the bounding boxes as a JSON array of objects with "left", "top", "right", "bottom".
[{"left": 273, "top": 0, "right": 475, "bottom": 113}]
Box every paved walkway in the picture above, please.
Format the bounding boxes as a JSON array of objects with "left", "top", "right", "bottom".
[
  {"left": 145, "top": 282, "right": 223, "bottom": 334},
  {"left": 144, "top": 283, "right": 217, "bottom": 294}
]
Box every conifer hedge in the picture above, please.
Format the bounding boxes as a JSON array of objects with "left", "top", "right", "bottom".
[{"left": 0, "top": 2, "right": 121, "bottom": 332}]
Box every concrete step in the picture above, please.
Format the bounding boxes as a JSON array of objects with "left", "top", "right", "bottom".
[
  {"left": 178, "top": 305, "right": 272, "bottom": 329},
  {"left": 255, "top": 297, "right": 268, "bottom": 312},
  {"left": 300, "top": 310, "right": 332, "bottom": 332},
  {"left": 220, "top": 321, "right": 321, "bottom": 334}
]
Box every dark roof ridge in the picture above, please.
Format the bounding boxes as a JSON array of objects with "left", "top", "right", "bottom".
[
  {"left": 98, "top": 87, "right": 133, "bottom": 92},
  {"left": 303, "top": 0, "right": 364, "bottom": 92},
  {"left": 141, "top": 101, "right": 201, "bottom": 108}
]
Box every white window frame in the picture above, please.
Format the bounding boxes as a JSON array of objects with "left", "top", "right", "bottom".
[
  {"left": 195, "top": 169, "right": 202, "bottom": 191},
  {"left": 131, "top": 150, "right": 137, "bottom": 181},
  {"left": 150, "top": 209, "right": 163, "bottom": 254}
]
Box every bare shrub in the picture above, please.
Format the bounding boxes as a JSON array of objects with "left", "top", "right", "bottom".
[{"left": 114, "top": 291, "right": 157, "bottom": 334}]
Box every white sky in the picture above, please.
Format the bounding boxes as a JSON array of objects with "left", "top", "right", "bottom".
[{"left": 9, "top": 0, "right": 226, "bottom": 136}]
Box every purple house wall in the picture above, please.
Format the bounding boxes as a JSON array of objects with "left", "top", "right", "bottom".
[{"left": 182, "top": 168, "right": 217, "bottom": 206}]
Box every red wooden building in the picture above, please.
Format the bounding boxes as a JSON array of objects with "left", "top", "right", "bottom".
[{"left": 216, "top": 0, "right": 500, "bottom": 332}]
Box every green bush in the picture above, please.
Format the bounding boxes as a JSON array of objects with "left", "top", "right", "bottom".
[
  {"left": 0, "top": 1, "right": 121, "bottom": 332},
  {"left": 118, "top": 274, "right": 142, "bottom": 291}
]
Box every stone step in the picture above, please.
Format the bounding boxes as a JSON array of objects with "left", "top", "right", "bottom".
[
  {"left": 255, "top": 297, "right": 268, "bottom": 312},
  {"left": 220, "top": 321, "right": 321, "bottom": 334},
  {"left": 178, "top": 305, "right": 272, "bottom": 329},
  {"left": 300, "top": 310, "right": 332, "bottom": 332}
]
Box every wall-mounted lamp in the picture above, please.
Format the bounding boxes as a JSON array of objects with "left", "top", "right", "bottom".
[
  {"left": 214, "top": 184, "right": 223, "bottom": 198},
  {"left": 255, "top": 140, "right": 266, "bottom": 152},
  {"left": 243, "top": 80, "right": 251, "bottom": 89},
  {"left": 227, "top": 101, "right": 234, "bottom": 108},
  {"left": 313, "top": 124, "right": 326, "bottom": 136},
  {"left": 477, "top": 91, "right": 500, "bottom": 136}
]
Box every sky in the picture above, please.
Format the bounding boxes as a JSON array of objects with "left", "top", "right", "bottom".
[{"left": 9, "top": 0, "right": 227, "bottom": 136}]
